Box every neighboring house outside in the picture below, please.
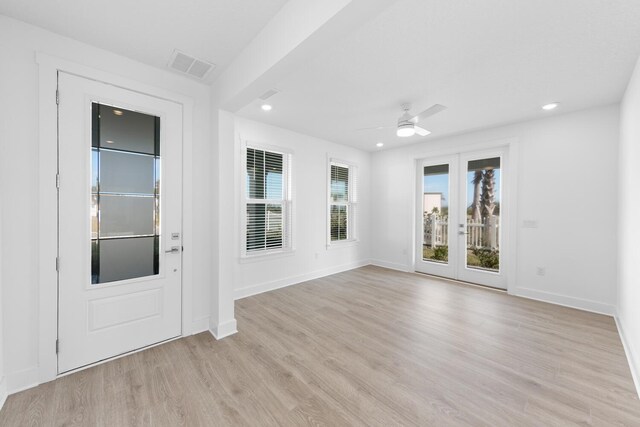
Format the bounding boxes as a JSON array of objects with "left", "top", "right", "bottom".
[{"left": 424, "top": 192, "right": 443, "bottom": 214}]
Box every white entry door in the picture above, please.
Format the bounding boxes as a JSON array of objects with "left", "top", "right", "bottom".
[
  {"left": 58, "top": 72, "right": 183, "bottom": 373},
  {"left": 415, "top": 148, "right": 509, "bottom": 289}
]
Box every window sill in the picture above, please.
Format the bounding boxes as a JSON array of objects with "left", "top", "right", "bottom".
[
  {"left": 239, "top": 249, "right": 296, "bottom": 263},
  {"left": 326, "top": 239, "right": 359, "bottom": 250}
]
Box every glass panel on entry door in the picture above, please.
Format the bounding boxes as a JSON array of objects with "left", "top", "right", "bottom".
[{"left": 91, "top": 103, "right": 161, "bottom": 284}]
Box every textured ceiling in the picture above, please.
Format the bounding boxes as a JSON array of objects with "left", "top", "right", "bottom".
[
  {"left": 3, "top": 0, "right": 640, "bottom": 151},
  {"left": 237, "top": 0, "right": 640, "bottom": 150},
  {"left": 0, "top": 0, "right": 287, "bottom": 82}
]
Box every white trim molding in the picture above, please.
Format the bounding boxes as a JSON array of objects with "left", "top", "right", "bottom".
[
  {"left": 235, "top": 259, "right": 370, "bottom": 300},
  {"left": 512, "top": 287, "right": 616, "bottom": 316},
  {"left": 6, "top": 367, "right": 39, "bottom": 395},
  {"left": 0, "top": 375, "right": 7, "bottom": 411},
  {"left": 36, "top": 52, "right": 60, "bottom": 387},
  {"left": 191, "top": 316, "right": 211, "bottom": 335},
  {"left": 615, "top": 315, "right": 640, "bottom": 399},
  {"left": 369, "top": 259, "right": 413, "bottom": 273},
  {"left": 210, "top": 319, "right": 238, "bottom": 340}
]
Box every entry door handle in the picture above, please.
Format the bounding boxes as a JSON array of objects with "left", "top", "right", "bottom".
[{"left": 165, "top": 246, "right": 181, "bottom": 254}]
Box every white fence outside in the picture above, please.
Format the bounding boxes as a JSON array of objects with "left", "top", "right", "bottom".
[{"left": 424, "top": 214, "right": 500, "bottom": 249}]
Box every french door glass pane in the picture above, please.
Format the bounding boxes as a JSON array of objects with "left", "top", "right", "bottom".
[
  {"left": 465, "top": 157, "right": 501, "bottom": 272},
  {"left": 423, "top": 164, "right": 449, "bottom": 263},
  {"left": 91, "top": 103, "right": 160, "bottom": 284}
]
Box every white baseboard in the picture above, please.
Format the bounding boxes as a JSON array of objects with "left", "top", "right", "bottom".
[
  {"left": 191, "top": 316, "right": 210, "bottom": 334},
  {"left": 615, "top": 315, "right": 640, "bottom": 399},
  {"left": 0, "top": 376, "right": 7, "bottom": 411},
  {"left": 6, "top": 366, "right": 39, "bottom": 395},
  {"left": 512, "top": 287, "right": 616, "bottom": 316},
  {"left": 210, "top": 319, "right": 238, "bottom": 340},
  {"left": 369, "top": 259, "right": 412, "bottom": 273},
  {"left": 234, "top": 259, "right": 370, "bottom": 300}
]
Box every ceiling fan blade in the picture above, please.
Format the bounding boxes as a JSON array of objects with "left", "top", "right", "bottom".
[
  {"left": 352, "top": 125, "right": 395, "bottom": 132},
  {"left": 414, "top": 126, "right": 431, "bottom": 136},
  {"left": 410, "top": 104, "right": 447, "bottom": 123}
]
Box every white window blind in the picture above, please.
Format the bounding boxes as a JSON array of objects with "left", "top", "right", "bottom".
[
  {"left": 245, "top": 146, "right": 291, "bottom": 255},
  {"left": 329, "top": 161, "right": 357, "bottom": 243}
]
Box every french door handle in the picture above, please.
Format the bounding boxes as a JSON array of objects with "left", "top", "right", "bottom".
[
  {"left": 459, "top": 231, "right": 469, "bottom": 235},
  {"left": 165, "top": 246, "right": 181, "bottom": 254}
]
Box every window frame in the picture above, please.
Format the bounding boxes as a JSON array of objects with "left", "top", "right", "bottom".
[
  {"left": 241, "top": 141, "right": 293, "bottom": 259},
  {"left": 327, "top": 158, "right": 358, "bottom": 247}
]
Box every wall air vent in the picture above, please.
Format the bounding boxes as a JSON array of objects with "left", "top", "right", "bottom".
[{"left": 168, "top": 50, "right": 216, "bottom": 80}]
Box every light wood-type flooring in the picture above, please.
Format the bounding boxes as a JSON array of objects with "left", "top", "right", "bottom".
[{"left": 1, "top": 266, "right": 639, "bottom": 426}]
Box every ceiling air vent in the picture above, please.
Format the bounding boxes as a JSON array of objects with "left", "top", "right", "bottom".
[
  {"left": 168, "top": 50, "right": 216, "bottom": 80},
  {"left": 259, "top": 89, "right": 280, "bottom": 100}
]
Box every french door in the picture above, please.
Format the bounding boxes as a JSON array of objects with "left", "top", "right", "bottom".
[
  {"left": 415, "top": 148, "right": 508, "bottom": 289},
  {"left": 57, "top": 72, "right": 183, "bottom": 373}
]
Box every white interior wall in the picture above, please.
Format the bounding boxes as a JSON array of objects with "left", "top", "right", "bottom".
[
  {"left": 371, "top": 104, "right": 620, "bottom": 314},
  {"left": 0, "top": 193, "right": 6, "bottom": 406},
  {"left": 220, "top": 115, "right": 371, "bottom": 299},
  {"left": 208, "top": 109, "right": 237, "bottom": 338},
  {"left": 0, "top": 9, "right": 636, "bottom": 404},
  {"left": 0, "top": 15, "right": 212, "bottom": 393},
  {"left": 618, "top": 57, "right": 640, "bottom": 392}
]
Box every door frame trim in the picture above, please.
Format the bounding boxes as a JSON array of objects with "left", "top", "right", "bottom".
[
  {"left": 37, "top": 53, "right": 195, "bottom": 384},
  {"left": 412, "top": 137, "right": 520, "bottom": 294}
]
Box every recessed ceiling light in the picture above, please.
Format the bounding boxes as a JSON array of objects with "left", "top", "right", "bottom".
[
  {"left": 542, "top": 102, "right": 559, "bottom": 111},
  {"left": 113, "top": 109, "right": 123, "bottom": 116},
  {"left": 106, "top": 140, "right": 115, "bottom": 144},
  {"left": 376, "top": 142, "right": 384, "bottom": 147},
  {"left": 261, "top": 104, "right": 272, "bottom": 111}
]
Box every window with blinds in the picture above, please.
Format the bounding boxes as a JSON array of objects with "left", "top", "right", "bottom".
[
  {"left": 329, "top": 161, "right": 356, "bottom": 243},
  {"left": 245, "top": 146, "right": 291, "bottom": 255}
]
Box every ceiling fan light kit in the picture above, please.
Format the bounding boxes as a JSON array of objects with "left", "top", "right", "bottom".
[
  {"left": 397, "top": 122, "right": 416, "bottom": 137},
  {"left": 353, "top": 103, "right": 445, "bottom": 140},
  {"left": 395, "top": 103, "right": 443, "bottom": 137}
]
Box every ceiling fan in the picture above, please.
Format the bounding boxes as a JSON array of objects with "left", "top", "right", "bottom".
[{"left": 356, "top": 103, "right": 447, "bottom": 137}]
